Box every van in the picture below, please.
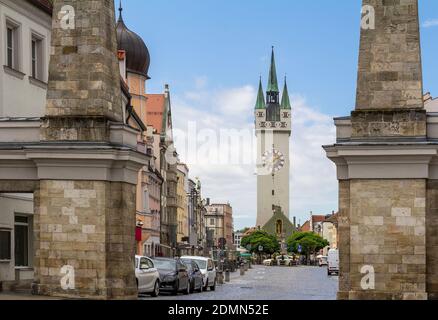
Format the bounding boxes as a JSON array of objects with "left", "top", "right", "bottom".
[{"left": 327, "top": 249, "right": 339, "bottom": 276}]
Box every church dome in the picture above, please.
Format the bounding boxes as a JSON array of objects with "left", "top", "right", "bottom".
[{"left": 116, "top": 6, "right": 151, "bottom": 79}]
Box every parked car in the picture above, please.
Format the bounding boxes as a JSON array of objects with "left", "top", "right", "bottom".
[
  {"left": 152, "top": 257, "right": 190, "bottom": 295},
  {"left": 181, "top": 256, "right": 216, "bottom": 291},
  {"left": 135, "top": 255, "right": 160, "bottom": 297},
  {"left": 327, "top": 249, "right": 339, "bottom": 275},
  {"left": 276, "top": 255, "right": 294, "bottom": 266},
  {"left": 317, "top": 255, "right": 328, "bottom": 267},
  {"left": 181, "top": 259, "right": 204, "bottom": 293},
  {"left": 263, "top": 258, "right": 275, "bottom": 266}
]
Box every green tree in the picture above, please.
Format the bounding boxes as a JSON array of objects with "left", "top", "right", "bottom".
[
  {"left": 287, "top": 232, "right": 329, "bottom": 260},
  {"left": 241, "top": 230, "right": 280, "bottom": 255}
]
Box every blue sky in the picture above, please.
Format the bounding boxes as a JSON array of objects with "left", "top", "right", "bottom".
[{"left": 118, "top": 0, "right": 438, "bottom": 229}]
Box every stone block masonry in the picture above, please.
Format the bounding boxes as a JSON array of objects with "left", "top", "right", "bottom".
[
  {"left": 355, "top": 0, "right": 423, "bottom": 111},
  {"left": 345, "top": 179, "right": 428, "bottom": 300},
  {"left": 33, "top": 180, "right": 137, "bottom": 299},
  {"left": 352, "top": 0, "right": 425, "bottom": 139},
  {"left": 41, "top": 0, "right": 123, "bottom": 142},
  {"left": 426, "top": 181, "right": 438, "bottom": 300}
]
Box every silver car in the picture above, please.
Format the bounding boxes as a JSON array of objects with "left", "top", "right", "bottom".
[{"left": 135, "top": 255, "right": 160, "bottom": 297}]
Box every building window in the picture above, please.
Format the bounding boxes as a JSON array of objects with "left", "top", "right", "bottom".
[
  {"left": 5, "top": 21, "right": 20, "bottom": 70},
  {"left": 143, "top": 189, "right": 149, "bottom": 213},
  {"left": 210, "top": 218, "right": 215, "bottom": 226},
  {"left": 30, "top": 34, "right": 44, "bottom": 81},
  {"left": 0, "top": 229, "right": 12, "bottom": 260},
  {"left": 7, "top": 27, "right": 13, "bottom": 68},
  {"left": 15, "top": 215, "right": 30, "bottom": 267}
]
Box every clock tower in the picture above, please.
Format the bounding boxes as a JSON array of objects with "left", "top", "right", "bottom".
[{"left": 255, "top": 48, "right": 292, "bottom": 228}]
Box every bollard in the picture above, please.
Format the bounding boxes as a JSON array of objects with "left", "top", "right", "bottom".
[
  {"left": 217, "top": 271, "right": 224, "bottom": 285},
  {"left": 225, "top": 269, "right": 230, "bottom": 282},
  {"left": 240, "top": 265, "right": 245, "bottom": 276},
  {"left": 249, "top": 260, "right": 252, "bottom": 269},
  {"left": 244, "top": 262, "right": 249, "bottom": 272}
]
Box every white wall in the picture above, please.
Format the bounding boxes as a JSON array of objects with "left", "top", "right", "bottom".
[
  {"left": 0, "top": 193, "right": 33, "bottom": 282},
  {"left": 0, "top": 0, "right": 51, "bottom": 118}
]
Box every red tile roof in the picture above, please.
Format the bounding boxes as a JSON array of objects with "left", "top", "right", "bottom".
[
  {"left": 312, "top": 215, "right": 326, "bottom": 224},
  {"left": 299, "top": 221, "right": 310, "bottom": 232}
]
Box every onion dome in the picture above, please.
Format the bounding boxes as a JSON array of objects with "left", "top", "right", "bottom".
[{"left": 116, "top": 2, "right": 151, "bottom": 79}]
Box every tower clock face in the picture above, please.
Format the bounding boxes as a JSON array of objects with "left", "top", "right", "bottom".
[{"left": 262, "top": 149, "right": 285, "bottom": 173}]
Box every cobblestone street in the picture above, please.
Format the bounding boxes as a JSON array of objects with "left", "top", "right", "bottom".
[{"left": 143, "top": 265, "right": 338, "bottom": 300}]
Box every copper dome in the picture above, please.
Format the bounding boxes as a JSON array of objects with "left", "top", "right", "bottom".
[{"left": 116, "top": 6, "right": 151, "bottom": 79}]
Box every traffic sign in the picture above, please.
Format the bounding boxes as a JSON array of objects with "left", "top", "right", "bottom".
[
  {"left": 258, "top": 245, "right": 263, "bottom": 252},
  {"left": 297, "top": 245, "right": 302, "bottom": 253}
]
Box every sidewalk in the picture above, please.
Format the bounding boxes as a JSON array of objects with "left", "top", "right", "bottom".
[{"left": 0, "top": 293, "right": 60, "bottom": 300}]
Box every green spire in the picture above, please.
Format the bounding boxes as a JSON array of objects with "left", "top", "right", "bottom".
[
  {"left": 281, "top": 76, "right": 291, "bottom": 109},
  {"left": 267, "top": 47, "right": 279, "bottom": 93},
  {"left": 255, "top": 76, "right": 266, "bottom": 109}
]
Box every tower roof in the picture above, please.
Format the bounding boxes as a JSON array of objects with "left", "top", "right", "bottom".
[
  {"left": 281, "top": 77, "right": 291, "bottom": 110},
  {"left": 267, "top": 47, "right": 279, "bottom": 93},
  {"left": 255, "top": 77, "right": 266, "bottom": 109},
  {"left": 116, "top": 1, "right": 151, "bottom": 79}
]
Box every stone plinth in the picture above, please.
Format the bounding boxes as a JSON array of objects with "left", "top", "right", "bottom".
[{"left": 32, "top": 180, "right": 137, "bottom": 299}]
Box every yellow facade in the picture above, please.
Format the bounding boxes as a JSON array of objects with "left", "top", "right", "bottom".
[{"left": 176, "top": 165, "right": 189, "bottom": 244}]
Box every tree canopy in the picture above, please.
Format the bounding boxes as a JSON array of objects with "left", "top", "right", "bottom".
[
  {"left": 287, "top": 232, "right": 329, "bottom": 256},
  {"left": 240, "top": 230, "right": 280, "bottom": 254}
]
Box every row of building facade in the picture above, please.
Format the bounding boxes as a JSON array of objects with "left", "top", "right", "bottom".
[{"left": 115, "top": 4, "right": 235, "bottom": 258}]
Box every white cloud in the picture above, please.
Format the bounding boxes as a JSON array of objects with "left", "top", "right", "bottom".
[
  {"left": 422, "top": 19, "right": 438, "bottom": 28},
  {"left": 171, "top": 84, "right": 338, "bottom": 230},
  {"left": 217, "top": 85, "right": 256, "bottom": 116}
]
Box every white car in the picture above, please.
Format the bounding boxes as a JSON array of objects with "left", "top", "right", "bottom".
[
  {"left": 275, "top": 255, "right": 294, "bottom": 266},
  {"left": 181, "top": 256, "right": 216, "bottom": 291},
  {"left": 318, "top": 256, "right": 328, "bottom": 267},
  {"left": 135, "top": 255, "right": 160, "bottom": 296},
  {"left": 263, "top": 258, "right": 275, "bottom": 266}
]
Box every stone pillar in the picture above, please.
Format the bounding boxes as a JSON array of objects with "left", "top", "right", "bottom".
[
  {"left": 352, "top": 0, "right": 426, "bottom": 139},
  {"left": 41, "top": 0, "right": 123, "bottom": 141},
  {"left": 31, "top": 0, "right": 139, "bottom": 299},
  {"left": 327, "top": 0, "right": 429, "bottom": 300}
]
